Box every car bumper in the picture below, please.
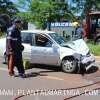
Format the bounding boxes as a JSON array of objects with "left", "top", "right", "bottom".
[{"left": 81, "top": 54, "right": 95, "bottom": 70}]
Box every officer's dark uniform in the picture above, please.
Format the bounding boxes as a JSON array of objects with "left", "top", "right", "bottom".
[{"left": 6, "top": 23, "right": 25, "bottom": 76}]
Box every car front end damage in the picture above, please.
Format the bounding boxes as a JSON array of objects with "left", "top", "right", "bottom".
[
  {"left": 63, "top": 39, "right": 95, "bottom": 72},
  {"left": 73, "top": 52, "right": 95, "bottom": 71},
  {"left": 81, "top": 53, "right": 95, "bottom": 71}
]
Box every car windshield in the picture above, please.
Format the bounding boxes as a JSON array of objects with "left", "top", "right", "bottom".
[
  {"left": 49, "top": 33, "right": 68, "bottom": 45},
  {"left": 49, "top": 32, "right": 82, "bottom": 46}
]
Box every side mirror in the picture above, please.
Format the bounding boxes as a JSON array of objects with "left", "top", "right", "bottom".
[{"left": 52, "top": 44, "right": 58, "bottom": 48}]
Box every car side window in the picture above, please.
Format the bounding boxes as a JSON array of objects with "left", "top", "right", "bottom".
[
  {"left": 35, "top": 34, "right": 52, "bottom": 47},
  {"left": 21, "top": 32, "right": 33, "bottom": 45}
]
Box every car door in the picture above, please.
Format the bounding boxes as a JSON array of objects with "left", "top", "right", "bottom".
[
  {"left": 21, "top": 32, "right": 32, "bottom": 61},
  {"left": 31, "top": 33, "right": 60, "bottom": 65}
]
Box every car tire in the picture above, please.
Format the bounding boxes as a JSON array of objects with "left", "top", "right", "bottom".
[
  {"left": 23, "top": 60, "right": 30, "bottom": 70},
  {"left": 61, "top": 57, "right": 77, "bottom": 73}
]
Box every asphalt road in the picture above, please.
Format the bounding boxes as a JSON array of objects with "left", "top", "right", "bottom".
[{"left": 0, "top": 57, "right": 100, "bottom": 100}]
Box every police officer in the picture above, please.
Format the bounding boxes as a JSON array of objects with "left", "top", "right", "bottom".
[{"left": 6, "top": 19, "right": 25, "bottom": 78}]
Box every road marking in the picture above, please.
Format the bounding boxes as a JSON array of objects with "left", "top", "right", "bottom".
[{"left": 42, "top": 76, "right": 65, "bottom": 81}]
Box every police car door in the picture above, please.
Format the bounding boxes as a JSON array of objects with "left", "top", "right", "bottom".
[{"left": 31, "top": 33, "right": 59, "bottom": 65}]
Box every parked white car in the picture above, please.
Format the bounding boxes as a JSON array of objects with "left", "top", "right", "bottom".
[{"left": 0, "top": 30, "right": 95, "bottom": 73}]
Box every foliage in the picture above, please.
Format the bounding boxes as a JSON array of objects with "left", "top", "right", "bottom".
[
  {"left": 72, "top": 0, "right": 100, "bottom": 18},
  {"left": 17, "top": 0, "right": 75, "bottom": 29},
  {"left": 16, "top": 0, "right": 100, "bottom": 29},
  {"left": 0, "top": 0, "right": 19, "bottom": 32},
  {"left": 0, "top": 0, "right": 18, "bottom": 17},
  {"left": 87, "top": 43, "right": 100, "bottom": 56}
]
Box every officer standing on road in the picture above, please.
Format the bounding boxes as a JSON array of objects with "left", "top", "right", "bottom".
[{"left": 6, "top": 19, "right": 25, "bottom": 78}]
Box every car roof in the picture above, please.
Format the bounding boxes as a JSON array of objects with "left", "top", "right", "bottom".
[{"left": 21, "top": 30, "right": 55, "bottom": 34}]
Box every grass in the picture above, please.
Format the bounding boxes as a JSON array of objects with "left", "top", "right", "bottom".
[{"left": 87, "top": 43, "right": 100, "bottom": 56}]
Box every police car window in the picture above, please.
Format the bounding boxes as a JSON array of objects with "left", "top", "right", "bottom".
[
  {"left": 35, "top": 34, "right": 52, "bottom": 47},
  {"left": 21, "top": 32, "right": 33, "bottom": 44}
]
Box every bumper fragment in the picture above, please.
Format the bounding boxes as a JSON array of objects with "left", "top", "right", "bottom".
[{"left": 81, "top": 54, "right": 95, "bottom": 71}]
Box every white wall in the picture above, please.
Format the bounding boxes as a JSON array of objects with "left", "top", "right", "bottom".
[{"left": 28, "top": 23, "right": 36, "bottom": 30}]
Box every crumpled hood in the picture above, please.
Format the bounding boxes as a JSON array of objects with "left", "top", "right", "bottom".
[{"left": 63, "top": 39, "right": 89, "bottom": 56}]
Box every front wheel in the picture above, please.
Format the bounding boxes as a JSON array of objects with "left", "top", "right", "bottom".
[{"left": 61, "top": 58, "right": 77, "bottom": 73}]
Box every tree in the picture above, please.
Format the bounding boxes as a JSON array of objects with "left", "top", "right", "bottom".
[
  {"left": 0, "top": 0, "right": 18, "bottom": 16},
  {"left": 0, "top": 0, "right": 18, "bottom": 32},
  {"left": 83, "top": 0, "right": 100, "bottom": 15},
  {"left": 0, "top": 14, "right": 11, "bottom": 31},
  {"left": 72, "top": 0, "right": 100, "bottom": 18},
  {"left": 17, "top": 0, "right": 75, "bottom": 29}
]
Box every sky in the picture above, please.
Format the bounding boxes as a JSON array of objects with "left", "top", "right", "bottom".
[{"left": 10, "top": 0, "right": 28, "bottom": 12}]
